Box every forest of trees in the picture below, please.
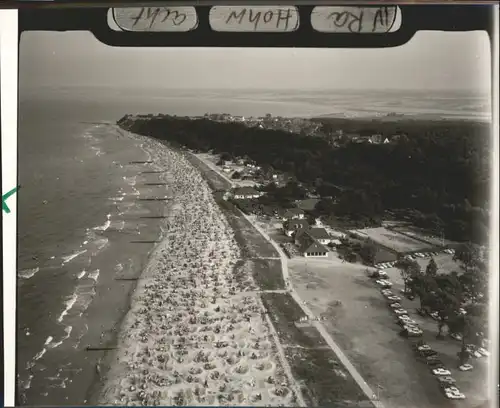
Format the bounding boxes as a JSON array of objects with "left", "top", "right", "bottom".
[{"left": 117, "top": 114, "right": 490, "bottom": 244}]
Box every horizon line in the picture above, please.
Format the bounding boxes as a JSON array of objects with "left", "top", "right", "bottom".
[{"left": 21, "top": 85, "right": 490, "bottom": 94}]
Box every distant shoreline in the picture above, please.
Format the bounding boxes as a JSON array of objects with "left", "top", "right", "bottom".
[
  {"left": 313, "top": 113, "right": 491, "bottom": 124},
  {"left": 19, "top": 86, "right": 490, "bottom": 125}
]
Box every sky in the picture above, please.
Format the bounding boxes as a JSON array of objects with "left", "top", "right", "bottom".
[{"left": 19, "top": 30, "right": 491, "bottom": 92}]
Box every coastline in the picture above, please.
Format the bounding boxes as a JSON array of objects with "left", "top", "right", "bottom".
[
  {"left": 17, "top": 124, "right": 169, "bottom": 406},
  {"left": 90, "top": 126, "right": 374, "bottom": 407},
  {"left": 93, "top": 129, "right": 304, "bottom": 406},
  {"left": 85, "top": 131, "right": 179, "bottom": 405}
]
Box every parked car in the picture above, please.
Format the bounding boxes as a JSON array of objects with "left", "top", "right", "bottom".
[
  {"left": 376, "top": 279, "right": 393, "bottom": 288},
  {"left": 464, "top": 344, "right": 476, "bottom": 352},
  {"left": 449, "top": 332, "right": 463, "bottom": 341},
  {"left": 437, "top": 376, "right": 456, "bottom": 385},
  {"left": 387, "top": 295, "right": 401, "bottom": 302},
  {"left": 420, "top": 349, "right": 438, "bottom": 357},
  {"left": 367, "top": 269, "right": 388, "bottom": 279},
  {"left": 394, "top": 308, "right": 408, "bottom": 315},
  {"left": 477, "top": 347, "right": 490, "bottom": 357},
  {"left": 444, "top": 386, "right": 460, "bottom": 394},
  {"left": 401, "top": 326, "right": 423, "bottom": 337},
  {"left": 445, "top": 391, "right": 466, "bottom": 400},
  {"left": 379, "top": 262, "right": 396, "bottom": 269},
  {"left": 459, "top": 363, "right": 473, "bottom": 372},
  {"left": 433, "top": 368, "right": 451, "bottom": 376},
  {"left": 398, "top": 316, "right": 417, "bottom": 326},
  {"left": 429, "top": 311, "right": 440, "bottom": 320},
  {"left": 389, "top": 302, "right": 402, "bottom": 309}
]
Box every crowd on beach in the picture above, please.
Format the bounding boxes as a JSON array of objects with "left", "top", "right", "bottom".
[{"left": 98, "top": 134, "right": 299, "bottom": 406}]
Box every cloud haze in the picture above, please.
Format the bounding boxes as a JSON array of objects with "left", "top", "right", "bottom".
[{"left": 19, "top": 30, "right": 491, "bottom": 92}]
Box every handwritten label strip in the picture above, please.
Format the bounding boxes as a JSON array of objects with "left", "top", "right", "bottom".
[
  {"left": 209, "top": 6, "right": 299, "bottom": 32},
  {"left": 113, "top": 7, "right": 198, "bottom": 32},
  {"left": 311, "top": 6, "right": 399, "bottom": 34}
]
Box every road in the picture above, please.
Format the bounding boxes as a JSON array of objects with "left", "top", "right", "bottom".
[{"left": 190, "top": 153, "right": 385, "bottom": 408}]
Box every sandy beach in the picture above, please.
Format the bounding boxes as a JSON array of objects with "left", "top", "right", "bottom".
[{"left": 97, "top": 131, "right": 301, "bottom": 406}]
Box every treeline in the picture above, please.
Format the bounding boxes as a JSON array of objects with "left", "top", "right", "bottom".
[
  {"left": 312, "top": 116, "right": 490, "bottom": 142},
  {"left": 117, "top": 114, "right": 490, "bottom": 244}
]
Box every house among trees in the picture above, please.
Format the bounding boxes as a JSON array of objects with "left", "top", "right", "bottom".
[
  {"left": 283, "top": 219, "right": 309, "bottom": 237},
  {"left": 295, "top": 229, "right": 329, "bottom": 257},
  {"left": 393, "top": 133, "right": 410, "bottom": 143},
  {"left": 280, "top": 208, "right": 305, "bottom": 221},
  {"left": 369, "top": 134, "right": 383, "bottom": 144},
  {"left": 232, "top": 187, "right": 262, "bottom": 200},
  {"left": 295, "top": 227, "right": 332, "bottom": 245}
]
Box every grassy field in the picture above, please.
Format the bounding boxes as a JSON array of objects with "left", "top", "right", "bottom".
[
  {"left": 384, "top": 253, "right": 462, "bottom": 282},
  {"left": 391, "top": 225, "right": 457, "bottom": 248},
  {"left": 225, "top": 209, "right": 279, "bottom": 259},
  {"left": 352, "top": 227, "right": 435, "bottom": 254},
  {"left": 250, "top": 258, "right": 285, "bottom": 291},
  {"left": 260, "top": 293, "right": 371, "bottom": 407},
  {"left": 373, "top": 247, "right": 399, "bottom": 264},
  {"left": 185, "top": 151, "right": 232, "bottom": 191}
]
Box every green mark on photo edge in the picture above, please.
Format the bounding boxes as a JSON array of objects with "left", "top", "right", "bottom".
[{"left": 2, "top": 185, "right": 20, "bottom": 214}]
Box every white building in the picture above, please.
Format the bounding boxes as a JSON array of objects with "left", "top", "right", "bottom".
[{"left": 232, "top": 187, "right": 262, "bottom": 200}]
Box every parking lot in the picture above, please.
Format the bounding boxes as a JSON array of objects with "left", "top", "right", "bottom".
[
  {"left": 287, "top": 254, "right": 489, "bottom": 408},
  {"left": 288, "top": 256, "right": 455, "bottom": 408},
  {"left": 376, "top": 258, "right": 489, "bottom": 408}
]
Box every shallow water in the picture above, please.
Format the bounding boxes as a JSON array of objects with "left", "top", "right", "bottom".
[{"left": 17, "top": 107, "right": 166, "bottom": 404}]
